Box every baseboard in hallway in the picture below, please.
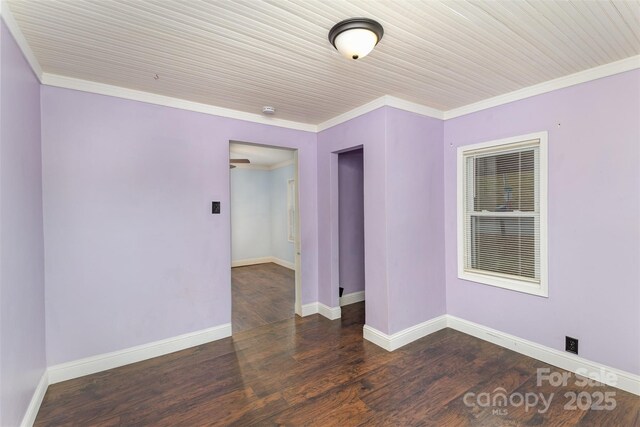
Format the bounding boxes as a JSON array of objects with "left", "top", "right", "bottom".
[
  {"left": 232, "top": 256, "right": 294, "bottom": 270},
  {"left": 340, "top": 290, "right": 365, "bottom": 306}
]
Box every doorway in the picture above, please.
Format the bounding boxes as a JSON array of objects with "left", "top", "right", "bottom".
[
  {"left": 337, "top": 148, "right": 365, "bottom": 309},
  {"left": 229, "top": 141, "right": 301, "bottom": 333}
]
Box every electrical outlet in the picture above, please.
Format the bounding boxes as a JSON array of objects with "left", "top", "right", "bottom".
[
  {"left": 565, "top": 336, "right": 579, "bottom": 355},
  {"left": 212, "top": 201, "right": 221, "bottom": 214}
]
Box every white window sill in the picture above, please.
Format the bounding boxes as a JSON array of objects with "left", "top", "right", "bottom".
[{"left": 458, "top": 270, "right": 548, "bottom": 297}]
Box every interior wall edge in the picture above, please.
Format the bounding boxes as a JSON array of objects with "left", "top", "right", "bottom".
[
  {"left": 0, "top": 4, "right": 42, "bottom": 80},
  {"left": 18, "top": 372, "right": 48, "bottom": 427}
]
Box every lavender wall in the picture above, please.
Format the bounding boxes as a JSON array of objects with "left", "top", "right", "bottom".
[
  {"left": 318, "top": 107, "right": 446, "bottom": 334},
  {"left": 41, "top": 86, "right": 317, "bottom": 365},
  {"left": 230, "top": 168, "right": 272, "bottom": 261},
  {"left": 385, "top": 108, "right": 446, "bottom": 333},
  {"left": 0, "top": 20, "right": 46, "bottom": 426},
  {"left": 444, "top": 70, "right": 640, "bottom": 374},
  {"left": 338, "top": 148, "right": 364, "bottom": 295},
  {"left": 318, "top": 109, "right": 388, "bottom": 331}
]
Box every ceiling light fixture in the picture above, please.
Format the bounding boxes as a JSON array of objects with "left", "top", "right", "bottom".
[
  {"left": 262, "top": 106, "right": 276, "bottom": 115},
  {"left": 328, "top": 18, "right": 384, "bottom": 60}
]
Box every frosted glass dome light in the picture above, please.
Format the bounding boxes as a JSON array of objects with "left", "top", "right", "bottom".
[{"left": 329, "top": 18, "right": 384, "bottom": 60}]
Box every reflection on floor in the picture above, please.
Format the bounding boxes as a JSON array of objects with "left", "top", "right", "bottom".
[
  {"left": 34, "top": 302, "right": 640, "bottom": 426},
  {"left": 232, "top": 262, "right": 294, "bottom": 333}
]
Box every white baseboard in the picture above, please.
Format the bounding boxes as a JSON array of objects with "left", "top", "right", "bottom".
[
  {"left": 318, "top": 303, "right": 341, "bottom": 320},
  {"left": 446, "top": 316, "right": 640, "bottom": 396},
  {"left": 270, "top": 257, "right": 295, "bottom": 270},
  {"left": 362, "top": 313, "right": 639, "bottom": 395},
  {"left": 20, "top": 371, "right": 49, "bottom": 427},
  {"left": 231, "top": 257, "right": 272, "bottom": 267},
  {"left": 301, "top": 302, "right": 319, "bottom": 316},
  {"left": 300, "top": 302, "right": 341, "bottom": 320},
  {"left": 20, "top": 312, "right": 638, "bottom": 426},
  {"left": 340, "top": 291, "right": 365, "bottom": 306},
  {"left": 48, "top": 323, "right": 232, "bottom": 384},
  {"left": 231, "top": 256, "right": 294, "bottom": 270},
  {"left": 363, "top": 315, "right": 448, "bottom": 351}
]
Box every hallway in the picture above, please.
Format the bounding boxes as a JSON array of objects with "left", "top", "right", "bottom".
[{"left": 232, "top": 263, "right": 295, "bottom": 333}]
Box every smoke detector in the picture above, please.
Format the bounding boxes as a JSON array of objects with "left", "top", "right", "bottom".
[{"left": 262, "top": 106, "right": 276, "bottom": 115}]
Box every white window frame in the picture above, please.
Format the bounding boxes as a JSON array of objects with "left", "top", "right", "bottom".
[{"left": 457, "top": 131, "right": 548, "bottom": 297}]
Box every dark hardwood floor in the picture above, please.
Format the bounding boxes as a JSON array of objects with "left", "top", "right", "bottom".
[
  {"left": 232, "top": 263, "right": 295, "bottom": 333},
  {"left": 35, "top": 302, "right": 639, "bottom": 426},
  {"left": 36, "top": 303, "right": 640, "bottom": 427}
]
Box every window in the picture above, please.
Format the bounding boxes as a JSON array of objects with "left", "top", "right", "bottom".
[
  {"left": 457, "top": 132, "right": 548, "bottom": 297},
  {"left": 287, "top": 179, "right": 296, "bottom": 242}
]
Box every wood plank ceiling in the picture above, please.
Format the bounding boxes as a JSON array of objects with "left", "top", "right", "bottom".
[{"left": 8, "top": 0, "right": 640, "bottom": 124}]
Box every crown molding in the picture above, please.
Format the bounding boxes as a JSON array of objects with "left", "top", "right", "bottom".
[
  {"left": 41, "top": 73, "right": 318, "bottom": 133},
  {"left": 384, "top": 95, "right": 445, "bottom": 120},
  {"left": 316, "top": 95, "right": 445, "bottom": 132},
  {"left": 317, "top": 96, "right": 388, "bottom": 132},
  {"left": 40, "top": 55, "right": 640, "bottom": 132},
  {"left": 1, "top": 1, "right": 43, "bottom": 80},
  {"left": 443, "top": 55, "right": 640, "bottom": 120},
  {"left": 3, "top": 7, "right": 637, "bottom": 132},
  {"left": 318, "top": 56, "right": 639, "bottom": 128}
]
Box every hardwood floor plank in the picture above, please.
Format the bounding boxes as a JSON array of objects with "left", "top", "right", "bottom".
[
  {"left": 232, "top": 263, "right": 295, "bottom": 333},
  {"left": 35, "top": 300, "right": 639, "bottom": 426}
]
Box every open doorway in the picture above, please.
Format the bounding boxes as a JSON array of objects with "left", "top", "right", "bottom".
[
  {"left": 338, "top": 148, "right": 365, "bottom": 309},
  {"left": 229, "top": 141, "right": 301, "bottom": 333}
]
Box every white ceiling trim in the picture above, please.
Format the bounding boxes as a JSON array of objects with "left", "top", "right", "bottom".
[
  {"left": 316, "top": 95, "right": 445, "bottom": 132},
  {"left": 386, "top": 96, "right": 445, "bottom": 120},
  {"left": 34, "top": 59, "right": 640, "bottom": 132},
  {"left": 444, "top": 55, "right": 640, "bottom": 120},
  {"left": 1, "top": 1, "right": 43, "bottom": 80},
  {"left": 41, "top": 73, "right": 318, "bottom": 132},
  {"left": 316, "top": 96, "right": 387, "bottom": 132},
  {"left": 3, "top": 3, "right": 639, "bottom": 133}
]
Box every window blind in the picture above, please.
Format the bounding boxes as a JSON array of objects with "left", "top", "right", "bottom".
[{"left": 463, "top": 141, "right": 540, "bottom": 283}]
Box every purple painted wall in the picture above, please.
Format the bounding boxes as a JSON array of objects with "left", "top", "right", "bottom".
[
  {"left": 3, "top": 23, "right": 635, "bottom": 410},
  {"left": 0, "top": 20, "right": 46, "bottom": 426},
  {"left": 318, "top": 108, "right": 388, "bottom": 331},
  {"left": 338, "top": 148, "right": 365, "bottom": 295},
  {"left": 444, "top": 70, "right": 640, "bottom": 374},
  {"left": 318, "top": 107, "right": 446, "bottom": 334},
  {"left": 385, "top": 108, "right": 446, "bottom": 333},
  {"left": 41, "top": 86, "right": 318, "bottom": 365}
]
